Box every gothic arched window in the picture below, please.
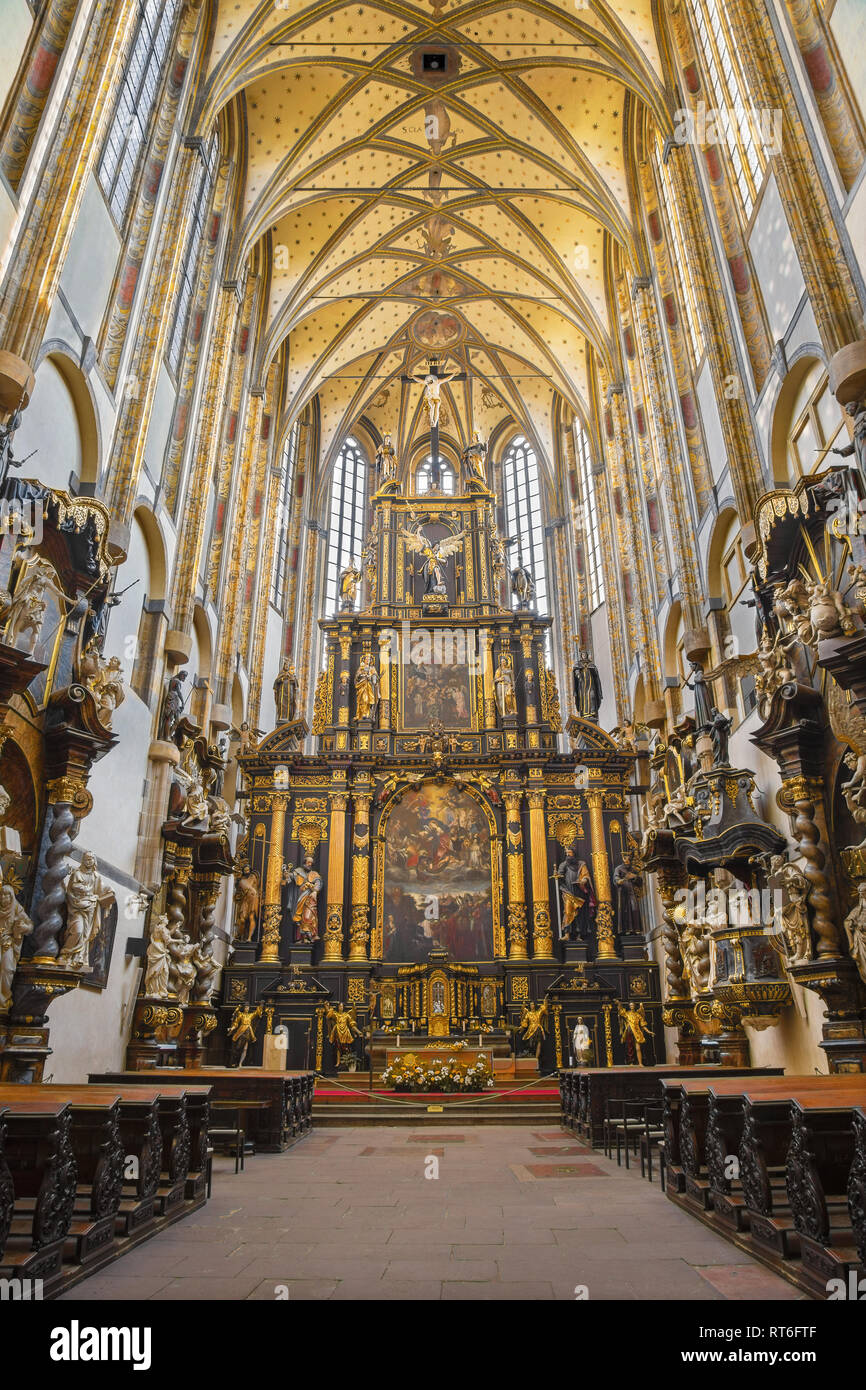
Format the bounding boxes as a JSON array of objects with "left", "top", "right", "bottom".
[
  {"left": 415, "top": 455, "right": 455, "bottom": 495},
  {"left": 574, "top": 419, "right": 605, "bottom": 612},
  {"left": 98, "top": 0, "right": 180, "bottom": 226},
  {"left": 165, "top": 132, "right": 219, "bottom": 377},
  {"left": 688, "top": 0, "right": 763, "bottom": 220},
  {"left": 324, "top": 437, "right": 368, "bottom": 615},
  {"left": 502, "top": 435, "right": 548, "bottom": 613}
]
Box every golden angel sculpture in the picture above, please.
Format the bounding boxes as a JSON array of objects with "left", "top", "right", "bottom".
[
  {"left": 325, "top": 1001, "right": 362, "bottom": 1062},
  {"left": 399, "top": 517, "right": 462, "bottom": 595},
  {"left": 617, "top": 999, "right": 653, "bottom": 1066}
]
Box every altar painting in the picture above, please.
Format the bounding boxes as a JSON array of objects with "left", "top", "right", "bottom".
[
  {"left": 382, "top": 781, "right": 493, "bottom": 962},
  {"left": 401, "top": 654, "right": 473, "bottom": 730}
]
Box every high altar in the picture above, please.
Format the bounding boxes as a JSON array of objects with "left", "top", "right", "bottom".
[{"left": 218, "top": 469, "right": 661, "bottom": 1073}]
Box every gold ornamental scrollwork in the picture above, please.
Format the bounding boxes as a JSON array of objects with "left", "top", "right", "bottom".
[
  {"left": 46, "top": 776, "right": 93, "bottom": 818},
  {"left": 776, "top": 775, "right": 825, "bottom": 812},
  {"left": 292, "top": 815, "right": 328, "bottom": 857}
]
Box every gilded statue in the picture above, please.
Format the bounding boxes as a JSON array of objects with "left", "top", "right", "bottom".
[
  {"left": 355, "top": 651, "right": 379, "bottom": 721},
  {"left": 234, "top": 863, "right": 261, "bottom": 940},
  {"left": 0, "top": 872, "right": 33, "bottom": 1011},
  {"left": 844, "top": 882, "right": 866, "bottom": 985},
  {"left": 325, "top": 1001, "right": 362, "bottom": 1061},
  {"left": 339, "top": 562, "right": 361, "bottom": 611},
  {"left": 144, "top": 914, "right": 173, "bottom": 998},
  {"left": 555, "top": 845, "right": 596, "bottom": 940},
  {"left": 617, "top": 1000, "right": 653, "bottom": 1065},
  {"left": 518, "top": 997, "right": 549, "bottom": 1059},
  {"left": 674, "top": 901, "right": 712, "bottom": 1000},
  {"left": 57, "top": 851, "right": 116, "bottom": 972},
  {"left": 493, "top": 654, "right": 517, "bottom": 717},
  {"left": 288, "top": 855, "right": 323, "bottom": 942},
  {"left": 399, "top": 517, "right": 462, "bottom": 594},
  {"left": 81, "top": 644, "right": 125, "bottom": 726},
  {"left": 228, "top": 1002, "right": 263, "bottom": 1067},
  {"left": 273, "top": 657, "right": 299, "bottom": 724},
  {"left": 167, "top": 928, "right": 197, "bottom": 1005},
  {"left": 461, "top": 429, "right": 487, "bottom": 486},
  {"left": 774, "top": 867, "right": 813, "bottom": 966},
  {"left": 375, "top": 432, "right": 397, "bottom": 484},
  {"left": 754, "top": 625, "right": 796, "bottom": 718}
]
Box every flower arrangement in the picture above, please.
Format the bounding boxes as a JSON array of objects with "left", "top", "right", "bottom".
[{"left": 381, "top": 1056, "right": 495, "bottom": 1092}]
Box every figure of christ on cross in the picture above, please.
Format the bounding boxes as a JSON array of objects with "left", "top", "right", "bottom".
[{"left": 404, "top": 361, "right": 466, "bottom": 488}]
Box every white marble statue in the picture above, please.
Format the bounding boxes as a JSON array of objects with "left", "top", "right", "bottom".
[
  {"left": 0, "top": 873, "right": 33, "bottom": 1011},
  {"left": 144, "top": 914, "right": 173, "bottom": 998},
  {"left": 57, "top": 851, "right": 116, "bottom": 972}
]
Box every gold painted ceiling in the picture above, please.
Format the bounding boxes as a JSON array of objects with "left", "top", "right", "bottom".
[{"left": 201, "top": 0, "right": 668, "bottom": 477}]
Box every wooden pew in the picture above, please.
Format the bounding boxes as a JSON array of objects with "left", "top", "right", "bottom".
[
  {"left": 0, "top": 1105, "right": 12, "bottom": 1261},
  {"left": 0, "top": 1082, "right": 212, "bottom": 1297},
  {"left": 849, "top": 1106, "right": 866, "bottom": 1268},
  {"left": 679, "top": 1075, "right": 859, "bottom": 1219},
  {"left": 0, "top": 1097, "right": 76, "bottom": 1295},
  {"left": 90, "top": 1068, "right": 315, "bottom": 1151},
  {"left": 657, "top": 1068, "right": 784, "bottom": 1193},
  {"left": 786, "top": 1092, "right": 866, "bottom": 1296}
]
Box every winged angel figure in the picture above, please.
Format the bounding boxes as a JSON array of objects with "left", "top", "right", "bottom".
[{"left": 399, "top": 516, "right": 463, "bottom": 594}]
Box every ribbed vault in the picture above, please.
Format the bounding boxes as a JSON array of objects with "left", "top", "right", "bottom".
[{"left": 201, "top": 0, "right": 670, "bottom": 474}]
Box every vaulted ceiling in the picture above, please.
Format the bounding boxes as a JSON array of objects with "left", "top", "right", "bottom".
[{"left": 201, "top": 0, "right": 671, "bottom": 477}]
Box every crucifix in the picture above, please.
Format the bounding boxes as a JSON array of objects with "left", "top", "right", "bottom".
[{"left": 402, "top": 360, "right": 466, "bottom": 489}]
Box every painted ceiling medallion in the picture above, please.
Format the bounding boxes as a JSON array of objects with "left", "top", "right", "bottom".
[{"left": 410, "top": 310, "right": 467, "bottom": 352}]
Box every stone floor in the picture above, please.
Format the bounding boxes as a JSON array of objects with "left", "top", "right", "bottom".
[{"left": 59, "top": 1126, "right": 808, "bottom": 1301}]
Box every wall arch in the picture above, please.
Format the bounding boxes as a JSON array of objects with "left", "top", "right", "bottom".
[{"left": 15, "top": 345, "right": 100, "bottom": 491}]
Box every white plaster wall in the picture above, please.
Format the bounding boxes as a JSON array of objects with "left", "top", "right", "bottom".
[
  {"left": 748, "top": 175, "right": 806, "bottom": 345},
  {"left": 0, "top": 178, "right": 17, "bottom": 267},
  {"left": 261, "top": 603, "right": 285, "bottom": 731},
  {"left": 14, "top": 356, "right": 81, "bottom": 492},
  {"left": 696, "top": 359, "right": 727, "bottom": 484},
  {"left": 831, "top": 1, "right": 866, "bottom": 134},
  {"left": 143, "top": 362, "right": 176, "bottom": 485},
  {"left": 58, "top": 175, "right": 120, "bottom": 343},
  {"left": 0, "top": 1, "right": 32, "bottom": 117},
  {"left": 590, "top": 603, "right": 615, "bottom": 731},
  {"left": 845, "top": 172, "right": 866, "bottom": 288},
  {"left": 44, "top": 871, "right": 146, "bottom": 1084}
]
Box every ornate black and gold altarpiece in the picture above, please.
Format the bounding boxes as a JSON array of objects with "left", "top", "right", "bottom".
[{"left": 216, "top": 479, "right": 660, "bottom": 1072}]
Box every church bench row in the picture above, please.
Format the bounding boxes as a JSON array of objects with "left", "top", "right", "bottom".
[
  {"left": 0, "top": 1082, "right": 211, "bottom": 1298},
  {"left": 660, "top": 1075, "right": 866, "bottom": 1298},
  {"left": 558, "top": 1066, "right": 782, "bottom": 1148},
  {"left": 89, "top": 1069, "right": 315, "bottom": 1151}
]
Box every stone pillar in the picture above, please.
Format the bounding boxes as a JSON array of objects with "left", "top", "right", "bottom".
[
  {"left": 787, "top": 0, "right": 865, "bottom": 191},
  {"left": 134, "top": 741, "right": 181, "bottom": 888},
  {"left": 260, "top": 794, "right": 288, "bottom": 964},
  {"left": 527, "top": 788, "right": 554, "bottom": 960},
  {"left": 348, "top": 786, "right": 372, "bottom": 961},
  {"left": 724, "top": 0, "right": 864, "bottom": 354},
  {"left": 323, "top": 792, "right": 348, "bottom": 961},
  {"left": 504, "top": 788, "right": 528, "bottom": 959},
  {"left": 586, "top": 789, "right": 617, "bottom": 959}
]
